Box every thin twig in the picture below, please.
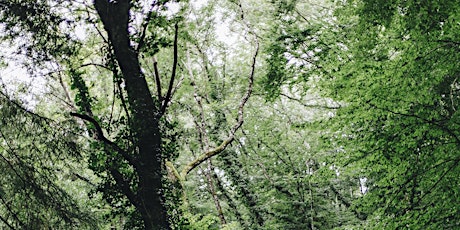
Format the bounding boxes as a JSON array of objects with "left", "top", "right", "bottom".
[
  {"left": 79, "top": 62, "right": 111, "bottom": 71},
  {"left": 280, "top": 93, "right": 341, "bottom": 109}
]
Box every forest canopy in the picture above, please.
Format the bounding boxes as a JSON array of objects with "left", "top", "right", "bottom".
[{"left": 0, "top": 0, "right": 459, "bottom": 229}]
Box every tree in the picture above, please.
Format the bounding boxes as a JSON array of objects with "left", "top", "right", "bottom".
[
  {"left": 265, "top": 0, "right": 460, "bottom": 228},
  {"left": 1, "top": 0, "right": 172, "bottom": 227},
  {"left": 0, "top": 0, "right": 260, "bottom": 229},
  {"left": 10, "top": 0, "right": 457, "bottom": 229}
]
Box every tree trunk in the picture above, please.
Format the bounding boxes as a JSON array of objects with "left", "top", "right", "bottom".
[{"left": 94, "top": 1, "right": 168, "bottom": 229}]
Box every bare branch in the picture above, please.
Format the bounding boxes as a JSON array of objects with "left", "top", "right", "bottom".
[
  {"left": 294, "top": 8, "right": 311, "bottom": 24},
  {"left": 161, "top": 23, "right": 179, "bottom": 115},
  {"left": 153, "top": 56, "right": 162, "bottom": 103},
  {"left": 79, "top": 62, "right": 112, "bottom": 71},
  {"left": 170, "top": 73, "right": 185, "bottom": 99}
]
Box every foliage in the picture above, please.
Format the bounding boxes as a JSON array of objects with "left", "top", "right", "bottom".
[
  {"left": 315, "top": 0, "right": 460, "bottom": 228},
  {"left": 0, "top": 91, "right": 98, "bottom": 229},
  {"left": 1, "top": 0, "right": 459, "bottom": 229},
  {"left": 220, "top": 1, "right": 460, "bottom": 228},
  {"left": 260, "top": 0, "right": 460, "bottom": 229}
]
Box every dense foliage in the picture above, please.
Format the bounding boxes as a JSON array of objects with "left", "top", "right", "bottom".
[{"left": 0, "top": 0, "right": 459, "bottom": 229}]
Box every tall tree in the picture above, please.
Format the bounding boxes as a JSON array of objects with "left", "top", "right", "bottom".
[
  {"left": 91, "top": 1, "right": 170, "bottom": 228},
  {"left": 0, "top": 0, "right": 259, "bottom": 228}
]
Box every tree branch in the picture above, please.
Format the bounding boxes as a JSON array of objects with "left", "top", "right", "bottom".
[
  {"left": 416, "top": 157, "right": 460, "bottom": 204},
  {"left": 71, "top": 172, "right": 96, "bottom": 187},
  {"left": 110, "top": 168, "right": 139, "bottom": 207},
  {"left": 0, "top": 91, "right": 51, "bottom": 122},
  {"left": 180, "top": 138, "right": 233, "bottom": 179},
  {"left": 79, "top": 62, "right": 112, "bottom": 71},
  {"left": 165, "top": 161, "right": 182, "bottom": 182},
  {"left": 329, "top": 185, "right": 367, "bottom": 220},
  {"left": 70, "top": 112, "right": 138, "bottom": 168},
  {"left": 280, "top": 93, "right": 341, "bottom": 109},
  {"left": 435, "top": 39, "right": 460, "bottom": 46},
  {"left": 0, "top": 194, "right": 24, "bottom": 229},
  {"left": 153, "top": 56, "right": 163, "bottom": 103},
  {"left": 180, "top": 31, "right": 259, "bottom": 178},
  {"left": 161, "top": 22, "right": 179, "bottom": 115},
  {"left": 0, "top": 212, "right": 16, "bottom": 230},
  {"left": 379, "top": 106, "right": 460, "bottom": 145}
]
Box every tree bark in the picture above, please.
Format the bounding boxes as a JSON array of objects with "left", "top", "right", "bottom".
[{"left": 93, "top": 1, "right": 168, "bottom": 229}]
